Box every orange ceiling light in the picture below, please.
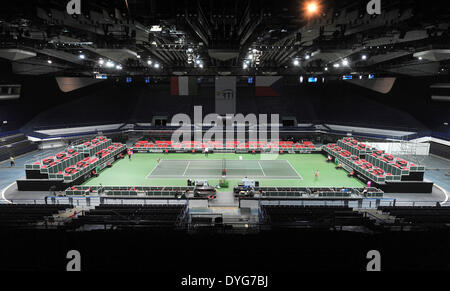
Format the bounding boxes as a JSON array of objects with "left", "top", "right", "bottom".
[{"left": 303, "top": 1, "right": 321, "bottom": 17}]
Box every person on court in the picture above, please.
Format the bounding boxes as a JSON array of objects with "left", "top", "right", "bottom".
[
  {"left": 204, "top": 146, "right": 209, "bottom": 157},
  {"left": 315, "top": 170, "right": 319, "bottom": 180},
  {"left": 157, "top": 157, "right": 161, "bottom": 164},
  {"left": 10, "top": 156, "right": 15, "bottom": 167}
]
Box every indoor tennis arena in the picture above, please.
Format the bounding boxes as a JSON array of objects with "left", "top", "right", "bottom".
[{"left": 0, "top": 0, "right": 450, "bottom": 279}]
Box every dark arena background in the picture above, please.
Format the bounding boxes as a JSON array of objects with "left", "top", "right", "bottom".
[{"left": 0, "top": 0, "right": 450, "bottom": 280}]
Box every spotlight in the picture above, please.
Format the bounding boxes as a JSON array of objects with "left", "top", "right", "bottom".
[
  {"left": 195, "top": 59, "right": 201, "bottom": 65},
  {"left": 342, "top": 59, "right": 349, "bottom": 66},
  {"left": 293, "top": 59, "right": 300, "bottom": 66},
  {"left": 333, "top": 63, "right": 340, "bottom": 68},
  {"left": 136, "top": 55, "right": 141, "bottom": 59},
  {"left": 147, "top": 60, "right": 152, "bottom": 65},
  {"left": 300, "top": 76, "right": 304, "bottom": 83},
  {"left": 98, "top": 59, "right": 104, "bottom": 65},
  {"left": 199, "top": 63, "right": 204, "bottom": 69},
  {"left": 305, "top": 54, "right": 310, "bottom": 60},
  {"left": 243, "top": 63, "right": 248, "bottom": 69},
  {"left": 361, "top": 55, "right": 367, "bottom": 60},
  {"left": 106, "top": 60, "right": 115, "bottom": 68},
  {"left": 116, "top": 64, "right": 122, "bottom": 70},
  {"left": 79, "top": 54, "right": 85, "bottom": 59},
  {"left": 418, "top": 57, "right": 423, "bottom": 61},
  {"left": 304, "top": 1, "right": 320, "bottom": 16},
  {"left": 47, "top": 59, "right": 52, "bottom": 64},
  {"left": 153, "top": 63, "right": 160, "bottom": 69},
  {"left": 324, "top": 67, "right": 328, "bottom": 71},
  {"left": 307, "top": 2, "right": 318, "bottom": 14}
]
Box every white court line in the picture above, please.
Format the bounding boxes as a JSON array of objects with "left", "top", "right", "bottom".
[
  {"left": 284, "top": 160, "right": 303, "bottom": 180},
  {"left": 434, "top": 183, "right": 449, "bottom": 206},
  {"left": 182, "top": 161, "right": 191, "bottom": 176},
  {"left": 258, "top": 161, "right": 266, "bottom": 177},
  {"left": 146, "top": 160, "right": 163, "bottom": 178},
  {"left": 1, "top": 182, "right": 15, "bottom": 204},
  {"left": 146, "top": 175, "right": 302, "bottom": 180}
]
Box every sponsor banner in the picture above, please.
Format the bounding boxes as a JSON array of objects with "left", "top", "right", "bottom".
[{"left": 215, "top": 76, "right": 236, "bottom": 114}]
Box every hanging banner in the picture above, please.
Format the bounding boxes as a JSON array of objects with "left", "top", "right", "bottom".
[{"left": 215, "top": 76, "right": 236, "bottom": 114}]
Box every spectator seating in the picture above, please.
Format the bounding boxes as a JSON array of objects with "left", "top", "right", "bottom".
[
  {"left": 25, "top": 148, "right": 82, "bottom": 175},
  {"left": 366, "top": 150, "right": 425, "bottom": 178},
  {"left": 132, "top": 139, "right": 318, "bottom": 153},
  {"left": 262, "top": 205, "right": 369, "bottom": 227},
  {"left": 255, "top": 186, "right": 383, "bottom": 198},
  {"left": 0, "top": 204, "right": 72, "bottom": 228},
  {"left": 0, "top": 133, "right": 27, "bottom": 146},
  {"left": 378, "top": 206, "right": 450, "bottom": 225},
  {"left": 65, "top": 185, "right": 194, "bottom": 197},
  {"left": 0, "top": 133, "right": 38, "bottom": 162},
  {"left": 338, "top": 137, "right": 375, "bottom": 156},
  {"left": 25, "top": 136, "right": 126, "bottom": 182},
  {"left": 72, "top": 136, "right": 111, "bottom": 156},
  {"left": 324, "top": 138, "right": 425, "bottom": 183},
  {"left": 73, "top": 204, "right": 187, "bottom": 228}
]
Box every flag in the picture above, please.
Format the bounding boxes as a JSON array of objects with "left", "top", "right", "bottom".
[
  {"left": 171, "top": 76, "right": 198, "bottom": 96},
  {"left": 215, "top": 76, "right": 236, "bottom": 114},
  {"left": 255, "top": 76, "right": 283, "bottom": 96}
]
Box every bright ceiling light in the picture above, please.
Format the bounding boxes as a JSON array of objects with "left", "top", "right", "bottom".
[
  {"left": 361, "top": 55, "right": 367, "bottom": 60},
  {"left": 342, "top": 59, "right": 349, "bottom": 66},
  {"left": 153, "top": 63, "right": 160, "bottom": 69},
  {"left": 47, "top": 59, "right": 52, "bottom": 64},
  {"left": 307, "top": 3, "right": 318, "bottom": 13},
  {"left": 304, "top": 1, "right": 320, "bottom": 16},
  {"left": 147, "top": 60, "right": 152, "bottom": 65},
  {"left": 293, "top": 59, "right": 300, "bottom": 66},
  {"left": 115, "top": 64, "right": 122, "bottom": 70},
  {"left": 79, "top": 54, "right": 85, "bottom": 59},
  {"left": 98, "top": 59, "right": 104, "bottom": 65},
  {"left": 150, "top": 25, "right": 162, "bottom": 32},
  {"left": 305, "top": 54, "right": 310, "bottom": 60},
  {"left": 106, "top": 60, "right": 115, "bottom": 68},
  {"left": 199, "top": 63, "right": 204, "bottom": 69}
]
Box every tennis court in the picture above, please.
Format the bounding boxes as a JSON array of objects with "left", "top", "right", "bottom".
[
  {"left": 147, "top": 159, "right": 302, "bottom": 179},
  {"left": 83, "top": 153, "right": 365, "bottom": 190}
]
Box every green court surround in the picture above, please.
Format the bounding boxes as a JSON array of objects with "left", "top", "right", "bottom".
[{"left": 83, "top": 153, "right": 365, "bottom": 191}]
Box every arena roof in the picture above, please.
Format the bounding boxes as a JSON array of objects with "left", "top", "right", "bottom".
[{"left": 0, "top": 0, "right": 449, "bottom": 77}]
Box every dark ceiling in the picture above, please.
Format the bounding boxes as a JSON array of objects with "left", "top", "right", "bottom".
[{"left": 0, "top": 0, "right": 449, "bottom": 77}]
